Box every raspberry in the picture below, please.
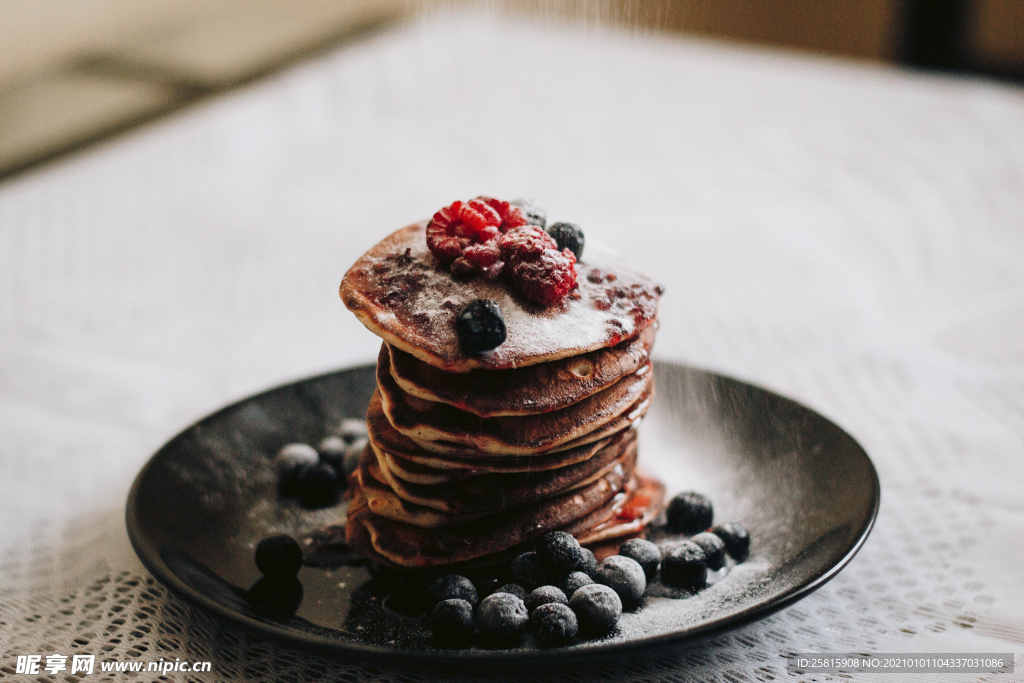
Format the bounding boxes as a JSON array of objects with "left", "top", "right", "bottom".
[
  {"left": 499, "top": 226, "right": 578, "bottom": 306},
  {"left": 426, "top": 197, "right": 527, "bottom": 276}
]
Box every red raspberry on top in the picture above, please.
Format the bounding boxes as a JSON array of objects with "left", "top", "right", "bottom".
[
  {"left": 500, "top": 226, "right": 578, "bottom": 306},
  {"left": 426, "top": 197, "right": 527, "bottom": 277}
]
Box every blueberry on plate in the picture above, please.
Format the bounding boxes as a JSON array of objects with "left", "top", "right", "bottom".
[
  {"left": 317, "top": 436, "right": 347, "bottom": 474},
  {"left": 568, "top": 584, "right": 621, "bottom": 636},
  {"left": 511, "top": 198, "right": 546, "bottom": 228},
  {"left": 690, "top": 532, "right": 726, "bottom": 570},
  {"left": 711, "top": 522, "right": 751, "bottom": 562},
  {"left": 274, "top": 443, "right": 319, "bottom": 496},
  {"left": 525, "top": 585, "right": 568, "bottom": 613},
  {"left": 510, "top": 552, "right": 545, "bottom": 590},
  {"left": 660, "top": 540, "right": 708, "bottom": 588},
  {"left": 255, "top": 535, "right": 304, "bottom": 578},
  {"left": 559, "top": 571, "right": 594, "bottom": 600},
  {"left": 531, "top": 602, "right": 578, "bottom": 647},
  {"left": 456, "top": 299, "right": 506, "bottom": 354},
  {"left": 494, "top": 583, "right": 528, "bottom": 602},
  {"left": 298, "top": 462, "right": 339, "bottom": 508},
  {"left": 476, "top": 592, "right": 528, "bottom": 644},
  {"left": 536, "top": 531, "right": 582, "bottom": 576},
  {"left": 546, "top": 222, "right": 584, "bottom": 260},
  {"left": 594, "top": 555, "right": 646, "bottom": 607},
  {"left": 424, "top": 574, "right": 478, "bottom": 609},
  {"left": 429, "top": 598, "right": 475, "bottom": 647},
  {"left": 666, "top": 491, "right": 714, "bottom": 535},
  {"left": 618, "top": 538, "right": 661, "bottom": 580},
  {"left": 246, "top": 576, "right": 303, "bottom": 620},
  {"left": 337, "top": 417, "right": 368, "bottom": 444},
  {"left": 576, "top": 547, "right": 599, "bottom": 577}
]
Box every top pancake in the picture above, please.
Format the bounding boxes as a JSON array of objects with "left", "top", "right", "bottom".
[{"left": 341, "top": 223, "right": 663, "bottom": 372}]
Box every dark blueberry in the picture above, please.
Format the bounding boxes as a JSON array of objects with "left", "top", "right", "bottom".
[
  {"left": 568, "top": 584, "right": 621, "bottom": 636},
  {"left": 577, "top": 547, "right": 599, "bottom": 577},
  {"left": 338, "top": 417, "right": 368, "bottom": 444},
  {"left": 530, "top": 602, "right": 578, "bottom": 647},
  {"left": 711, "top": 522, "right": 751, "bottom": 562},
  {"left": 525, "top": 585, "right": 568, "bottom": 613},
  {"left": 456, "top": 299, "right": 506, "bottom": 354},
  {"left": 559, "top": 571, "right": 594, "bottom": 600},
  {"left": 546, "top": 222, "right": 585, "bottom": 260},
  {"left": 594, "top": 555, "right": 646, "bottom": 607},
  {"left": 660, "top": 540, "right": 708, "bottom": 588},
  {"left": 618, "top": 539, "right": 661, "bottom": 580},
  {"left": 424, "top": 574, "right": 478, "bottom": 609},
  {"left": 429, "top": 599, "right": 475, "bottom": 647},
  {"left": 274, "top": 443, "right": 318, "bottom": 496},
  {"left": 511, "top": 198, "right": 547, "bottom": 228},
  {"left": 298, "top": 462, "right": 339, "bottom": 508},
  {"left": 666, "top": 491, "right": 714, "bottom": 535},
  {"left": 494, "top": 583, "right": 527, "bottom": 602},
  {"left": 246, "top": 576, "right": 303, "bottom": 620},
  {"left": 317, "top": 436, "right": 346, "bottom": 474},
  {"left": 255, "top": 534, "right": 304, "bottom": 578},
  {"left": 476, "top": 592, "right": 528, "bottom": 644},
  {"left": 510, "top": 552, "right": 545, "bottom": 590},
  {"left": 472, "top": 576, "right": 502, "bottom": 599},
  {"left": 535, "top": 531, "right": 582, "bottom": 575},
  {"left": 690, "top": 532, "right": 726, "bottom": 570}
]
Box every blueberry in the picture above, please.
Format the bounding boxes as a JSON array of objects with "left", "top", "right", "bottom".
[
  {"left": 546, "top": 222, "right": 584, "bottom": 260},
  {"left": 530, "top": 602, "right": 578, "bottom": 647},
  {"left": 338, "top": 418, "right": 368, "bottom": 444},
  {"left": 429, "top": 598, "right": 475, "bottom": 647},
  {"left": 661, "top": 540, "right": 708, "bottom": 588},
  {"left": 535, "top": 531, "right": 582, "bottom": 576},
  {"left": 711, "top": 522, "right": 750, "bottom": 562},
  {"left": 298, "top": 462, "right": 339, "bottom": 508},
  {"left": 472, "top": 576, "right": 502, "bottom": 599},
  {"left": 618, "top": 539, "right": 661, "bottom": 580},
  {"left": 317, "top": 436, "right": 346, "bottom": 472},
  {"left": 525, "top": 585, "right": 568, "bottom": 613},
  {"left": 494, "top": 583, "right": 527, "bottom": 602},
  {"left": 510, "top": 552, "right": 545, "bottom": 590},
  {"left": 559, "top": 571, "right": 594, "bottom": 600},
  {"left": 568, "top": 584, "right": 621, "bottom": 636},
  {"left": 274, "top": 443, "right": 319, "bottom": 496},
  {"left": 594, "top": 555, "right": 646, "bottom": 607},
  {"left": 424, "top": 574, "right": 478, "bottom": 609},
  {"left": 511, "top": 199, "right": 546, "bottom": 228},
  {"left": 690, "top": 532, "right": 726, "bottom": 570},
  {"left": 246, "top": 576, "right": 303, "bottom": 620},
  {"left": 666, "top": 491, "right": 714, "bottom": 535},
  {"left": 577, "top": 547, "right": 598, "bottom": 577},
  {"left": 456, "top": 299, "right": 506, "bottom": 354},
  {"left": 255, "top": 534, "right": 304, "bottom": 578},
  {"left": 476, "top": 592, "right": 528, "bottom": 644}
]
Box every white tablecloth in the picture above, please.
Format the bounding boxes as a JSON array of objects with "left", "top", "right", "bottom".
[{"left": 1, "top": 11, "right": 1022, "bottom": 682}]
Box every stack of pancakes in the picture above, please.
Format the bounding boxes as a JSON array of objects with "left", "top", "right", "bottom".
[{"left": 340, "top": 223, "right": 665, "bottom": 572}]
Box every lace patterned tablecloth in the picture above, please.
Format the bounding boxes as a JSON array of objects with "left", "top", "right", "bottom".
[{"left": 1, "top": 12, "right": 1023, "bottom": 682}]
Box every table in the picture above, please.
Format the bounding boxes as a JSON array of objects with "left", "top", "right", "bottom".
[{"left": 2, "top": 11, "right": 1022, "bottom": 682}]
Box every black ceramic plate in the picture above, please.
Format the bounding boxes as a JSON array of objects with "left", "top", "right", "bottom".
[{"left": 126, "top": 361, "right": 878, "bottom": 668}]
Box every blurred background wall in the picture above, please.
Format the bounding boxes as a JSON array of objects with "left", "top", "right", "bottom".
[{"left": 1, "top": 0, "right": 1021, "bottom": 181}]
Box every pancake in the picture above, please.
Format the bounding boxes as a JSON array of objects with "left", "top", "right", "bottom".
[
  {"left": 387, "top": 325, "right": 656, "bottom": 417},
  {"left": 365, "top": 431, "right": 638, "bottom": 515},
  {"left": 366, "top": 393, "right": 625, "bottom": 473},
  {"left": 340, "top": 223, "right": 662, "bottom": 372},
  {"left": 346, "top": 469, "right": 633, "bottom": 569},
  {"left": 382, "top": 429, "right": 632, "bottom": 486},
  {"left": 347, "top": 475, "right": 663, "bottom": 571},
  {"left": 377, "top": 355, "right": 653, "bottom": 455}
]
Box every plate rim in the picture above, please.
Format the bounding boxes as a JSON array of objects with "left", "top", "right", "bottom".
[{"left": 126, "top": 360, "right": 880, "bottom": 667}]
